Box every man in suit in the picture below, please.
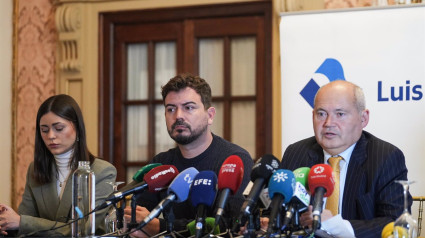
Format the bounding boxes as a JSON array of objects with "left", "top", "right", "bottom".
[{"left": 280, "top": 80, "right": 411, "bottom": 237}]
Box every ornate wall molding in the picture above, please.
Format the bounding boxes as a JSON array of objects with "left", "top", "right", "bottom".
[
  {"left": 284, "top": 0, "right": 325, "bottom": 11},
  {"left": 283, "top": 0, "right": 375, "bottom": 11},
  {"left": 55, "top": 4, "right": 81, "bottom": 72}
]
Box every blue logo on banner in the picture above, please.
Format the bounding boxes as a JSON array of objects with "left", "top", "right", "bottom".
[{"left": 300, "top": 58, "right": 346, "bottom": 108}]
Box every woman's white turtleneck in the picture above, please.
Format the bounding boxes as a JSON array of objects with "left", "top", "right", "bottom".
[{"left": 54, "top": 149, "right": 73, "bottom": 198}]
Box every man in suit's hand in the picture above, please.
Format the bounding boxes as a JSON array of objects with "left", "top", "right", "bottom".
[{"left": 299, "top": 205, "right": 333, "bottom": 229}]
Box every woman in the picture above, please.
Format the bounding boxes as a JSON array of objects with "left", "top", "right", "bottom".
[{"left": 0, "top": 94, "right": 117, "bottom": 236}]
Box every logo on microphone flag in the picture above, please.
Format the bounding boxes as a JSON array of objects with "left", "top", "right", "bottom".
[
  {"left": 184, "top": 173, "right": 193, "bottom": 184},
  {"left": 273, "top": 171, "right": 289, "bottom": 183},
  {"left": 271, "top": 159, "right": 279, "bottom": 168},
  {"left": 313, "top": 166, "right": 324, "bottom": 174}
]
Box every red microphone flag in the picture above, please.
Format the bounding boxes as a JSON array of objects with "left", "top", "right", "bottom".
[
  {"left": 218, "top": 155, "right": 244, "bottom": 194},
  {"left": 308, "top": 164, "right": 335, "bottom": 197},
  {"left": 144, "top": 165, "right": 179, "bottom": 193}
]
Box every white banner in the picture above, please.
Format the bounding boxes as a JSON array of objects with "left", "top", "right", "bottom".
[{"left": 280, "top": 4, "right": 425, "bottom": 228}]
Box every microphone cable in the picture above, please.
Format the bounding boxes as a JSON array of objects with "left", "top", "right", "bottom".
[
  {"left": 18, "top": 205, "right": 96, "bottom": 237},
  {"left": 201, "top": 229, "right": 232, "bottom": 238},
  {"left": 151, "top": 229, "right": 187, "bottom": 238},
  {"left": 201, "top": 223, "right": 221, "bottom": 238},
  {"left": 200, "top": 219, "right": 231, "bottom": 238},
  {"left": 303, "top": 227, "right": 315, "bottom": 238},
  {"left": 113, "top": 223, "right": 151, "bottom": 238},
  {"left": 101, "top": 230, "right": 120, "bottom": 237},
  {"left": 116, "top": 225, "right": 190, "bottom": 238},
  {"left": 18, "top": 219, "right": 62, "bottom": 238}
]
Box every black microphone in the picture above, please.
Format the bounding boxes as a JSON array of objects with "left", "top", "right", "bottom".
[
  {"left": 308, "top": 164, "right": 335, "bottom": 231},
  {"left": 233, "top": 154, "right": 279, "bottom": 231}
]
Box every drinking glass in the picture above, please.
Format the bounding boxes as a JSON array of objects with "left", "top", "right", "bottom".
[
  {"left": 104, "top": 181, "right": 124, "bottom": 234},
  {"left": 394, "top": 180, "right": 418, "bottom": 238}
]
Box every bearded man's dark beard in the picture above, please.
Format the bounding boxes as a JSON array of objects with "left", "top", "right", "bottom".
[{"left": 169, "top": 120, "right": 208, "bottom": 145}]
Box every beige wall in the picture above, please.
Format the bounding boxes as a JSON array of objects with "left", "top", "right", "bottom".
[
  {"left": 55, "top": 0, "right": 277, "bottom": 156},
  {"left": 8, "top": 0, "right": 378, "bottom": 207},
  {"left": 12, "top": 0, "right": 56, "bottom": 209},
  {"left": 0, "top": 0, "right": 12, "bottom": 205}
]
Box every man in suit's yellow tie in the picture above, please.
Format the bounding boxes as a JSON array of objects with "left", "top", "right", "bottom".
[{"left": 325, "top": 156, "right": 343, "bottom": 215}]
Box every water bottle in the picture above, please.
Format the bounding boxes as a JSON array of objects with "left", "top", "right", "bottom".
[{"left": 72, "top": 161, "right": 95, "bottom": 237}]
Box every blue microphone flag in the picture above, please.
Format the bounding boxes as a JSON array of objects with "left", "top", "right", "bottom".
[
  {"left": 168, "top": 167, "right": 199, "bottom": 203},
  {"left": 190, "top": 171, "right": 218, "bottom": 208},
  {"left": 268, "top": 169, "right": 296, "bottom": 204}
]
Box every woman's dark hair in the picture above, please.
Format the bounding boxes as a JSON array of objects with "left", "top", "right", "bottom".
[{"left": 33, "top": 94, "right": 95, "bottom": 184}]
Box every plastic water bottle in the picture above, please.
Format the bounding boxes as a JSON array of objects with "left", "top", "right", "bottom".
[{"left": 72, "top": 161, "right": 95, "bottom": 237}]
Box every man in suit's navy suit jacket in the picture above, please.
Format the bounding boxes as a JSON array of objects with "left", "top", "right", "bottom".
[{"left": 280, "top": 80, "right": 411, "bottom": 237}]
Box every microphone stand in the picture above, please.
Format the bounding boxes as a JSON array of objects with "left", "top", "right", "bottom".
[
  {"left": 195, "top": 204, "right": 207, "bottom": 238},
  {"left": 161, "top": 202, "right": 177, "bottom": 238},
  {"left": 290, "top": 206, "right": 308, "bottom": 237},
  {"left": 243, "top": 205, "right": 261, "bottom": 238},
  {"left": 275, "top": 212, "right": 282, "bottom": 237},
  {"left": 116, "top": 199, "right": 125, "bottom": 231},
  {"left": 243, "top": 213, "right": 258, "bottom": 238},
  {"left": 127, "top": 193, "right": 139, "bottom": 230},
  {"left": 281, "top": 206, "right": 297, "bottom": 236},
  {"left": 291, "top": 208, "right": 300, "bottom": 234}
]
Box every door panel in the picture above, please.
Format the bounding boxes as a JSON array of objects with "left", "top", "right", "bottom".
[{"left": 100, "top": 3, "right": 271, "bottom": 183}]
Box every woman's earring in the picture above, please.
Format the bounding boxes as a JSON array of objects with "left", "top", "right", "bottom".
[{"left": 76, "top": 137, "right": 80, "bottom": 142}]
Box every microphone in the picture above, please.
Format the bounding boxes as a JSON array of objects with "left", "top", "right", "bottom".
[
  {"left": 93, "top": 165, "right": 178, "bottom": 212},
  {"left": 266, "top": 169, "right": 295, "bottom": 235},
  {"left": 187, "top": 217, "right": 220, "bottom": 236},
  {"left": 282, "top": 167, "right": 311, "bottom": 228},
  {"left": 190, "top": 171, "right": 218, "bottom": 238},
  {"left": 117, "top": 163, "right": 162, "bottom": 192},
  {"left": 113, "top": 163, "right": 161, "bottom": 230},
  {"left": 294, "top": 167, "right": 310, "bottom": 190},
  {"left": 240, "top": 154, "right": 280, "bottom": 216},
  {"left": 142, "top": 165, "right": 179, "bottom": 193},
  {"left": 214, "top": 155, "right": 244, "bottom": 226},
  {"left": 137, "top": 167, "right": 199, "bottom": 230},
  {"left": 308, "top": 164, "right": 335, "bottom": 231}
]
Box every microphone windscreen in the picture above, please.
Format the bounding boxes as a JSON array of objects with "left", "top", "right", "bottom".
[
  {"left": 115, "top": 163, "right": 162, "bottom": 193},
  {"left": 293, "top": 167, "right": 310, "bottom": 188},
  {"left": 132, "top": 163, "right": 162, "bottom": 182},
  {"left": 168, "top": 167, "right": 199, "bottom": 203},
  {"left": 144, "top": 165, "right": 179, "bottom": 193},
  {"left": 251, "top": 154, "right": 280, "bottom": 182},
  {"left": 268, "top": 169, "right": 296, "bottom": 204},
  {"left": 190, "top": 171, "right": 218, "bottom": 207},
  {"left": 218, "top": 155, "right": 244, "bottom": 194},
  {"left": 187, "top": 217, "right": 220, "bottom": 236},
  {"left": 308, "top": 164, "right": 334, "bottom": 197}
]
